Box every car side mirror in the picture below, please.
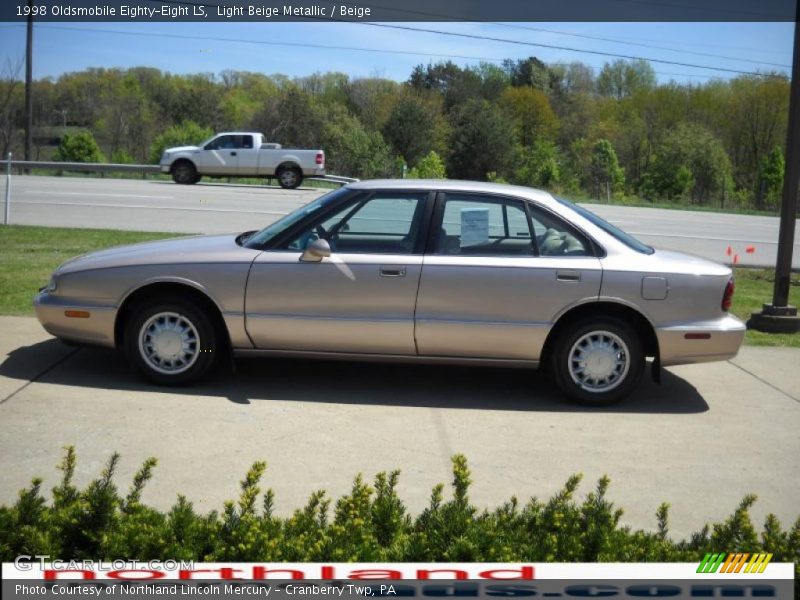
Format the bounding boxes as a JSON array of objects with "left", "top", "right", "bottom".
[{"left": 300, "top": 238, "right": 331, "bottom": 262}]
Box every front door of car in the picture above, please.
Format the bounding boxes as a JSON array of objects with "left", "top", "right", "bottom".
[
  {"left": 415, "top": 192, "right": 602, "bottom": 361},
  {"left": 197, "top": 134, "right": 241, "bottom": 174},
  {"left": 245, "top": 191, "right": 432, "bottom": 355}
]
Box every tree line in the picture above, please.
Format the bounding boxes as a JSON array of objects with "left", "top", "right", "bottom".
[{"left": 0, "top": 57, "right": 790, "bottom": 210}]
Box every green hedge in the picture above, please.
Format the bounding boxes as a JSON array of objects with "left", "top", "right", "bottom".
[{"left": 1, "top": 448, "right": 798, "bottom": 575}]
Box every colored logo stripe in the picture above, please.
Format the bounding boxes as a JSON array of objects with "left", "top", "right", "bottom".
[{"left": 697, "top": 552, "right": 773, "bottom": 574}]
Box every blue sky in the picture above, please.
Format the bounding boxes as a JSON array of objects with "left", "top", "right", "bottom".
[{"left": 0, "top": 21, "right": 794, "bottom": 83}]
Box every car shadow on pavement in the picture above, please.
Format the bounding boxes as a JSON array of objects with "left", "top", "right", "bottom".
[{"left": 0, "top": 339, "right": 709, "bottom": 414}]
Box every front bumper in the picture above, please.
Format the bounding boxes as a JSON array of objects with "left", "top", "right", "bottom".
[
  {"left": 160, "top": 164, "right": 171, "bottom": 173},
  {"left": 33, "top": 291, "right": 118, "bottom": 348},
  {"left": 657, "top": 313, "right": 746, "bottom": 366}
]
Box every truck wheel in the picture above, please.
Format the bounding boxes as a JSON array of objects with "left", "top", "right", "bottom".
[
  {"left": 172, "top": 161, "right": 198, "bottom": 185},
  {"left": 277, "top": 166, "right": 303, "bottom": 189}
]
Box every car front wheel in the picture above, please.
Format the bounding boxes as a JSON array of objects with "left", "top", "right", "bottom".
[
  {"left": 125, "top": 298, "right": 218, "bottom": 385},
  {"left": 550, "top": 316, "right": 644, "bottom": 406}
]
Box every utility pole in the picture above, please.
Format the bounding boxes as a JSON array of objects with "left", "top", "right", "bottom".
[
  {"left": 24, "top": 0, "right": 33, "bottom": 164},
  {"left": 750, "top": 0, "right": 800, "bottom": 333}
]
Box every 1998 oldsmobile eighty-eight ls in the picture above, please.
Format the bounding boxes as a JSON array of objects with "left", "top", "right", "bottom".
[{"left": 34, "top": 180, "right": 745, "bottom": 405}]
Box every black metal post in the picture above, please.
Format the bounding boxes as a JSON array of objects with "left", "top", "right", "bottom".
[
  {"left": 749, "top": 0, "right": 800, "bottom": 332},
  {"left": 773, "top": 0, "right": 800, "bottom": 308}
]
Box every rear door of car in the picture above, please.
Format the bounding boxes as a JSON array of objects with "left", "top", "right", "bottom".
[{"left": 414, "top": 192, "right": 602, "bottom": 361}]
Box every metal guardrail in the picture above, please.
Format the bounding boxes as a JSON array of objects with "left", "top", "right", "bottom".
[
  {"left": 8, "top": 159, "right": 162, "bottom": 174},
  {"left": 1, "top": 154, "right": 359, "bottom": 224}
]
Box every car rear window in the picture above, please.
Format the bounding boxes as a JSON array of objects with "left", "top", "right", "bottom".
[{"left": 555, "top": 196, "right": 654, "bottom": 255}]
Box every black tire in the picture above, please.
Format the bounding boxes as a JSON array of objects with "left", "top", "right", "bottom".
[
  {"left": 171, "top": 161, "right": 198, "bottom": 185},
  {"left": 549, "top": 316, "right": 645, "bottom": 406},
  {"left": 124, "top": 296, "right": 218, "bottom": 386},
  {"left": 277, "top": 166, "right": 303, "bottom": 189}
]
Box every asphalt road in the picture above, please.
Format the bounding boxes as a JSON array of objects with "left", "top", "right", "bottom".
[
  {"left": 4, "top": 175, "right": 799, "bottom": 268},
  {"left": 0, "top": 315, "right": 798, "bottom": 538}
]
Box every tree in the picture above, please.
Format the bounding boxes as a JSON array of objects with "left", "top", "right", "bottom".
[
  {"left": 149, "top": 121, "right": 213, "bottom": 164},
  {"left": 54, "top": 131, "right": 105, "bottom": 163},
  {"left": 513, "top": 140, "right": 560, "bottom": 189},
  {"left": 407, "top": 151, "right": 447, "bottom": 179},
  {"left": 382, "top": 93, "right": 439, "bottom": 166},
  {"left": 640, "top": 124, "right": 732, "bottom": 204},
  {"left": 589, "top": 139, "right": 625, "bottom": 199},
  {"left": 447, "top": 99, "right": 515, "bottom": 181},
  {"left": 597, "top": 59, "right": 656, "bottom": 99},
  {"left": 759, "top": 146, "right": 785, "bottom": 208},
  {"left": 499, "top": 87, "right": 558, "bottom": 146},
  {"left": 504, "top": 57, "right": 554, "bottom": 92},
  {"left": 322, "top": 106, "right": 396, "bottom": 179}
]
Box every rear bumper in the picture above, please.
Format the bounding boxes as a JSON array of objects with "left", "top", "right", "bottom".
[
  {"left": 657, "top": 314, "right": 746, "bottom": 366},
  {"left": 33, "top": 292, "right": 117, "bottom": 348},
  {"left": 304, "top": 167, "right": 326, "bottom": 176}
]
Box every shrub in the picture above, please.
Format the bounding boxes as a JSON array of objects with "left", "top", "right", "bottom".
[
  {"left": 53, "top": 132, "right": 105, "bottom": 163},
  {"left": 0, "top": 447, "right": 798, "bottom": 580},
  {"left": 149, "top": 121, "right": 213, "bottom": 164},
  {"left": 407, "top": 151, "right": 446, "bottom": 179}
]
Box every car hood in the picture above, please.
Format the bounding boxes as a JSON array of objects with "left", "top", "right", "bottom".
[
  {"left": 164, "top": 145, "right": 199, "bottom": 154},
  {"left": 58, "top": 233, "right": 260, "bottom": 274}
]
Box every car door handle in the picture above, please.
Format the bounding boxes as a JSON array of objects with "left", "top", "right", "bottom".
[
  {"left": 229, "top": 151, "right": 237, "bottom": 156},
  {"left": 556, "top": 270, "right": 581, "bottom": 282},
  {"left": 380, "top": 266, "right": 406, "bottom": 277}
]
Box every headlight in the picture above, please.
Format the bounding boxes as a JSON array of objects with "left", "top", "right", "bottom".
[{"left": 46, "top": 273, "right": 59, "bottom": 293}]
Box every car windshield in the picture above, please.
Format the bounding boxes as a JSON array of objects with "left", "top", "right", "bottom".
[
  {"left": 555, "top": 196, "right": 654, "bottom": 255},
  {"left": 244, "top": 187, "right": 349, "bottom": 248}
]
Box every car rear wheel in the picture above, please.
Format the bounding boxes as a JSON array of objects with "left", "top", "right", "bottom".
[
  {"left": 172, "top": 161, "right": 198, "bottom": 185},
  {"left": 277, "top": 166, "right": 303, "bottom": 189},
  {"left": 549, "top": 316, "right": 644, "bottom": 406},
  {"left": 125, "top": 298, "right": 218, "bottom": 385}
]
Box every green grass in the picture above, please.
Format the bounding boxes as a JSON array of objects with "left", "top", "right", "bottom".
[
  {"left": 732, "top": 267, "right": 800, "bottom": 348},
  {"left": 1, "top": 225, "right": 798, "bottom": 347},
  {"left": 0, "top": 225, "right": 179, "bottom": 316}
]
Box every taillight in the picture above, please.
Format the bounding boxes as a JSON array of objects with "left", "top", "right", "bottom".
[
  {"left": 315, "top": 152, "right": 324, "bottom": 165},
  {"left": 722, "top": 278, "right": 735, "bottom": 311}
]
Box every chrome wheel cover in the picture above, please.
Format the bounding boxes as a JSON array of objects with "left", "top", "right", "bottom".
[
  {"left": 138, "top": 311, "right": 200, "bottom": 375},
  {"left": 568, "top": 330, "right": 630, "bottom": 393}
]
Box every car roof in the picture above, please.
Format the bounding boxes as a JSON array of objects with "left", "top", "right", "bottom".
[{"left": 346, "top": 179, "right": 556, "bottom": 203}]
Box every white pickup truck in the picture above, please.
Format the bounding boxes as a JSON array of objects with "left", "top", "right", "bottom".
[{"left": 159, "top": 132, "right": 325, "bottom": 189}]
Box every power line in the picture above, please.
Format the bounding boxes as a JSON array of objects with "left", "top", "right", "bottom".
[
  {"left": 357, "top": 22, "right": 784, "bottom": 77},
  {"left": 487, "top": 23, "right": 792, "bottom": 68},
  {"left": 22, "top": 23, "right": 723, "bottom": 81},
  {"left": 144, "top": 0, "right": 789, "bottom": 75},
  {"left": 341, "top": 2, "right": 793, "bottom": 67}
]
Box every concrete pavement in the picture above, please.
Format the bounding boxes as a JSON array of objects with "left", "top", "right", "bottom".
[
  {"left": 3, "top": 175, "right": 799, "bottom": 268},
  {"left": 0, "top": 315, "right": 798, "bottom": 540}
]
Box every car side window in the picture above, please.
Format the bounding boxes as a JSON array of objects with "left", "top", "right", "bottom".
[
  {"left": 204, "top": 135, "right": 240, "bottom": 150},
  {"left": 434, "top": 194, "right": 534, "bottom": 256},
  {"left": 528, "top": 205, "right": 592, "bottom": 257},
  {"left": 241, "top": 135, "right": 254, "bottom": 149},
  {"left": 282, "top": 193, "right": 428, "bottom": 255}
]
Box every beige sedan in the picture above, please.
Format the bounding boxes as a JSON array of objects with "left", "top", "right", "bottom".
[{"left": 34, "top": 180, "right": 745, "bottom": 405}]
